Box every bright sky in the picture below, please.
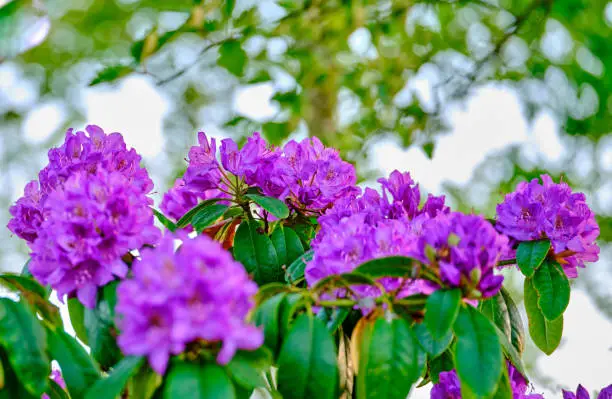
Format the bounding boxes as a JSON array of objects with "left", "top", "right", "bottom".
[{"left": 9, "top": 71, "right": 612, "bottom": 396}]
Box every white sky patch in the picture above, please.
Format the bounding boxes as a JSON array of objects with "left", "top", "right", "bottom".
[
  {"left": 234, "top": 83, "right": 278, "bottom": 121},
  {"left": 84, "top": 76, "right": 169, "bottom": 159},
  {"left": 23, "top": 100, "right": 67, "bottom": 145}
]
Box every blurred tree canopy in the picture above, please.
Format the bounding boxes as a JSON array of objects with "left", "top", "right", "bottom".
[{"left": 2, "top": 0, "right": 610, "bottom": 161}]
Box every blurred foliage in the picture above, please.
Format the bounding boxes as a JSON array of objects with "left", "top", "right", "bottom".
[{"left": 1, "top": 0, "right": 610, "bottom": 168}]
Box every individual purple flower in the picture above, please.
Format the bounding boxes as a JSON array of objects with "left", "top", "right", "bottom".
[
  {"left": 160, "top": 178, "right": 228, "bottom": 223},
  {"left": 8, "top": 125, "right": 154, "bottom": 243},
  {"left": 29, "top": 170, "right": 160, "bottom": 308},
  {"left": 563, "top": 384, "right": 612, "bottom": 399},
  {"left": 431, "top": 364, "right": 543, "bottom": 399},
  {"left": 495, "top": 175, "right": 599, "bottom": 278},
  {"left": 116, "top": 232, "right": 263, "bottom": 375},
  {"left": 430, "top": 370, "right": 462, "bottom": 399},
  {"left": 42, "top": 369, "right": 66, "bottom": 399},
  {"left": 220, "top": 132, "right": 281, "bottom": 188},
  {"left": 8, "top": 181, "right": 44, "bottom": 243},
  {"left": 183, "top": 132, "right": 224, "bottom": 193},
  {"left": 414, "top": 212, "right": 509, "bottom": 299}
]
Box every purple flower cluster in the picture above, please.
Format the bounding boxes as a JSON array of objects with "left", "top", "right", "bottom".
[
  {"left": 29, "top": 170, "right": 159, "bottom": 308},
  {"left": 9, "top": 125, "right": 153, "bottom": 243},
  {"left": 306, "top": 170, "right": 449, "bottom": 302},
  {"left": 413, "top": 212, "right": 509, "bottom": 299},
  {"left": 179, "top": 132, "right": 358, "bottom": 216},
  {"left": 431, "top": 363, "right": 543, "bottom": 399},
  {"left": 563, "top": 385, "right": 612, "bottom": 399},
  {"left": 496, "top": 175, "right": 599, "bottom": 278},
  {"left": 116, "top": 233, "right": 263, "bottom": 374}
]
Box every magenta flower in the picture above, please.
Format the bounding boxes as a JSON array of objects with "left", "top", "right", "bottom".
[
  {"left": 8, "top": 125, "right": 153, "bottom": 243},
  {"left": 183, "top": 132, "right": 224, "bottom": 193},
  {"left": 115, "top": 233, "right": 263, "bottom": 374},
  {"left": 431, "top": 364, "right": 543, "bottom": 399},
  {"left": 495, "top": 175, "right": 599, "bottom": 278},
  {"left": 563, "top": 385, "right": 612, "bottom": 399},
  {"left": 414, "top": 212, "right": 509, "bottom": 299},
  {"left": 29, "top": 170, "right": 160, "bottom": 308}
]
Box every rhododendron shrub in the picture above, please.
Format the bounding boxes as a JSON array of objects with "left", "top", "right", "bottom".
[{"left": 0, "top": 126, "right": 606, "bottom": 399}]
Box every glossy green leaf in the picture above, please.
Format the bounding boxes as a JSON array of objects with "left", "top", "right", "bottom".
[
  {"left": 413, "top": 323, "right": 453, "bottom": 358},
  {"left": 353, "top": 256, "right": 415, "bottom": 278},
  {"left": 491, "top": 366, "right": 513, "bottom": 399},
  {"left": 85, "top": 356, "right": 144, "bottom": 399},
  {"left": 278, "top": 293, "right": 305, "bottom": 340},
  {"left": 428, "top": 350, "right": 455, "bottom": 384},
  {"left": 253, "top": 294, "right": 286, "bottom": 356},
  {"left": 129, "top": 363, "right": 162, "bottom": 399},
  {"left": 218, "top": 39, "right": 247, "bottom": 77},
  {"left": 85, "top": 295, "right": 122, "bottom": 370},
  {"left": 0, "top": 273, "right": 60, "bottom": 326},
  {"left": 47, "top": 327, "right": 100, "bottom": 399},
  {"left": 356, "top": 317, "right": 425, "bottom": 399},
  {"left": 271, "top": 226, "right": 305, "bottom": 269},
  {"left": 176, "top": 199, "right": 222, "bottom": 228},
  {"left": 0, "top": 298, "right": 49, "bottom": 396},
  {"left": 192, "top": 204, "right": 228, "bottom": 231},
  {"left": 233, "top": 220, "right": 281, "bottom": 285},
  {"left": 0, "top": 348, "right": 37, "bottom": 399},
  {"left": 524, "top": 278, "right": 563, "bottom": 355},
  {"left": 316, "top": 307, "right": 349, "bottom": 333},
  {"left": 492, "top": 323, "right": 526, "bottom": 377},
  {"left": 533, "top": 260, "right": 570, "bottom": 320},
  {"left": 285, "top": 249, "right": 314, "bottom": 283},
  {"left": 152, "top": 208, "right": 177, "bottom": 232},
  {"left": 164, "top": 361, "right": 236, "bottom": 399},
  {"left": 516, "top": 240, "right": 550, "bottom": 277},
  {"left": 89, "top": 65, "right": 134, "bottom": 86},
  {"left": 246, "top": 194, "right": 290, "bottom": 219},
  {"left": 479, "top": 287, "right": 526, "bottom": 356},
  {"left": 277, "top": 314, "right": 338, "bottom": 399},
  {"left": 425, "top": 289, "right": 461, "bottom": 339},
  {"left": 68, "top": 298, "right": 88, "bottom": 345},
  {"left": 453, "top": 305, "right": 503, "bottom": 398},
  {"left": 227, "top": 348, "right": 272, "bottom": 390}
]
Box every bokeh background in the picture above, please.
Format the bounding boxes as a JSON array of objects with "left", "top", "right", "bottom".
[{"left": 1, "top": 0, "right": 611, "bottom": 396}]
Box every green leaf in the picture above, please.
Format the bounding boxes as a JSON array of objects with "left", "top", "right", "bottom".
[
  {"left": 524, "top": 278, "right": 563, "bottom": 355},
  {"left": 163, "top": 361, "right": 236, "bottom": 399},
  {"left": 413, "top": 323, "right": 453, "bottom": 357},
  {"left": 425, "top": 289, "right": 461, "bottom": 339},
  {"left": 492, "top": 366, "right": 513, "bottom": 399},
  {"left": 89, "top": 65, "right": 134, "bottom": 86},
  {"left": 246, "top": 194, "right": 290, "bottom": 219},
  {"left": 500, "top": 288, "right": 526, "bottom": 356},
  {"left": 271, "top": 226, "right": 305, "bottom": 269},
  {"left": 278, "top": 293, "right": 306, "bottom": 340},
  {"left": 356, "top": 317, "right": 425, "bottom": 399},
  {"left": 85, "top": 296, "right": 122, "bottom": 370},
  {"left": 152, "top": 208, "right": 177, "bottom": 232},
  {"left": 277, "top": 314, "right": 339, "bottom": 399},
  {"left": 428, "top": 350, "right": 455, "bottom": 384},
  {"left": 68, "top": 298, "right": 89, "bottom": 345},
  {"left": 233, "top": 220, "right": 281, "bottom": 285},
  {"left": 353, "top": 256, "right": 416, "bottom": 278},
  {"left": 218, "top": 39, "right": 247, "bottom": 77},
  {"left": 192, "top": 204, "right": 229, "bottom": 232},
  {"left": 285, "top": 249, "right": 314, "bottom": 283},
  {"left": 479, "top": 287, "right": 526, "bottom": 356},
  {"left": 492, "top": 323, "right": 526, "bottom": 377},
  {"left": 227, "top": 348, "right": 272, "bottom": 390},
  {"left": 316, "top": 307, "right": 349, "bottom": 333},
  {"left": 0, "top": 298, "right": 49, "bottom": 396},
  {"left": 253, "top": 294, "right": 286, "bottom": 356},
  {"left": 176, "top": 199, "right": 222, "bottom": 228},
  {"left": 312, "top": 272, "right": 377, "bottom": 292},
  {"left": 453, "top": 305, "right": 503, "bottom": 398},
  {"left": 45, "top": 379, "right": 70, "bottom": 399},
  {"left": 47, "top": 327, "right": 100, "bottom": 399},
  {"left": 128, "top": 363, "right": 162, "bottom": 399},
  {"left": 0, "top": 348, "right": 37, "bottom": 399},
  {"left": 224, "top": 0, "right": 236, "bottom": 18},
  {"left": 0, "top": 273, "right": 60, "bottom": 326},
  {"left": 516, "top": 240, "right": 551, "bottom": 277},
  {"left": 532, "top": 260, "right": 570, "bottom": 320},
  {"left": 85, "top": 356, "right": 144, "bottom": 399},
  {"left": 262, "top": 122, "right": 290, "bottom": 145},
  {"left": 0, "top": 0, "right": 49, "bottom": 58}
]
